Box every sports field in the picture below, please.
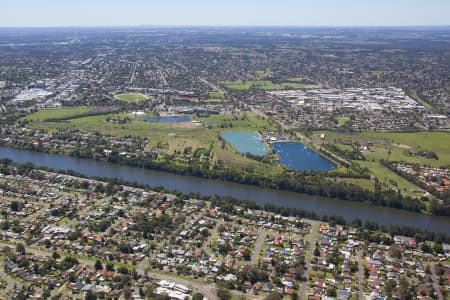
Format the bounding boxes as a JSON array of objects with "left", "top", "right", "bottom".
[{"left": 114, "top": 93, "right": 149, "bottom": 102}]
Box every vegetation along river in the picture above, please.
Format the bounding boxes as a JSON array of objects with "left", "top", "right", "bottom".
[{"left": 0, "top": 146, "right": 449, "bottom": 234}]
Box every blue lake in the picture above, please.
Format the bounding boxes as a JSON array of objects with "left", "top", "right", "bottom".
[
  {"left": 272, "top": 142, "right": 336, "bottom": 171},
  {"left": 221, "top": 131, "right": 269, "bottom": 156},
  {"left": 136, "top": 116, "right": 191, "bottom": 123}
]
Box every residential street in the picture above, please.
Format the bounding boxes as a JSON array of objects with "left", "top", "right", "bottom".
[{"left": 300, "top": 221, "right": 319, "bottom": 300}]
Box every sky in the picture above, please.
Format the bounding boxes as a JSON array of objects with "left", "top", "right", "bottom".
[{"left": 1, "top": 0, "right": 449, "bottom": 27}]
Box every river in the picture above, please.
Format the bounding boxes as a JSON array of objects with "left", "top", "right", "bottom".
[{"left": 0, "top": 146, "right": 449, "bottom": 234}]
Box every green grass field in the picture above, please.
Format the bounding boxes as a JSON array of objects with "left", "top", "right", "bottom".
[
  {"left": 21, "top": 107, "right": 93, "bottom": 122},
  {"left": 256, "top": 69, "right": 271, "bottom": 80},
  {"left": 335, "top": 117, "right": 350, "bottom": 126},
  {"left": 114, "top": 93, "right": 149, "bottom": 103},
  {"left": 357, "top": 161, "right": 423, "bottom": 197},
  {"left": 370, "top": 70, "right": 392, "bottom": 79},
  {"left": 408, "top": 89, "right": 434, "bottom": 111},
  {"left": 334, "top": 178, "right": 375, "bottom": 191},
  {"left": 321, "top": 131, "right": 450, "bottom": 167},
  {"left": 24, "top": 109, "right": 280, "bottom": 175},
  {"left": 206, "top": 92, "right": 225, "bottom": 99},
  {"left": 194, "top": 112, "right": 276, "bottom": 131},
  {"left": 314, "top": 130, "right": 450, "bottom": 198}
]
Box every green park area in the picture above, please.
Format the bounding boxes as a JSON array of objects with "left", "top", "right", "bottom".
[
  {"left": 21, "top": 109, "right": 280, "bottom": 175},
  {"left": 316, "top": 130, "right": 450, "bottom": 197},
  {"left": 21, "top": 107, "right": 94, "bottom": 122},
  {"left": 335, "top": 117, "right": 350, "bottom": 126},
  {"left": 114, "top": 93, "right": 150, "bottom": 102},
  {"left": 408, "top": 89, "right": 434, "bottom": 111},
  {"left": 19, "top": 108, "right": 449, "bottom": 203}
]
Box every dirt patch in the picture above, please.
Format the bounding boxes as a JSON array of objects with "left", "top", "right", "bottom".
[
  {"left": 173, "top": 122, "right": 196, "bottom": 128},
  {"left": 394, "top": 143, "right": 412, "bottom": 149}
]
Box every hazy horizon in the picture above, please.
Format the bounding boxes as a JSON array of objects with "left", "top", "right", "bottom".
[{"left": 1, "top": 0, "right": 449, "bottom": 27}]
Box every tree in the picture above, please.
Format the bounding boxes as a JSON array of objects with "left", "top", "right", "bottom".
[
  {"left": 313, "top": 247, "right": 320, "bottom": 257},
  {"left": 95, "top": 260, "right": 103, "bottom": 270},
  {"left": 398, "top": 277, "right": 413, "bottom": 300},
  {"left": 433, "top": 243, "right": 444, "bottom": 254},
  {"left": 192, "top": 293, "right": 204, "bottom": 300},
  {"left": 326, "top": 287, "right": 337, "bottom": 297},
  {"left": 264, "top": 292, "right": 282, "bottom": 300},
  {"left": 85, "top": 291, "right": 97, "bottom": 300},
  {"left": 106, "top": 262, "right": 115, "bottom": 272},
  {"left": 243, "top": 248, "right": 251, "bottom": 261},
  {"left": 16, "top": 243, "right": 26, "bottom": 255},
  {"left": 10, "top": 200, "right": 22, "bottom": 212},
  {"left": 294, "top": 265, "right": 304, "bottom": 280},
  {"left": 61, "top": 256, "right": 78, "bottom": 270},
  {"left": 217, "top": 288, "right": 231, "bottom": 300},
  {"left": 385, "top": 279, "right": 396, "bottom": 299}
]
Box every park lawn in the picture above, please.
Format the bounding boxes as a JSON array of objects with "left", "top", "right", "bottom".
[
  {"left": 335, "top": 116, "right": 350, "bottom": 126},
  {"left": 371, "top": 70, "right": 392, "bottom": 79},
  {"left": 25, "top": 110, "right": 284, "bottom": 174},
  {"left": 114, "top": 93, "right": 149, "bottom": 103},
  {"left": 357, "top": 161, "right": 423, "bottom": 197},
  {"left": 256, "top": 69, "right": 271, "bottom": 80},
  {"left": 27, "top": 113, "right": 207, "bottom": 143},
  {"left": 166, "top": 136, "right": 207, "bottom": 155},
  {"left": 21, "top": 107, "right": 93, "bottom": 122},
  {"left": 195, "top": 112, "right": 276, "bottom": 131},
  {"left": 322, "top": 131, "right": 450, "bottom": 166},
  {"left": 388, "top": 147, "right": 445, "bottom": 168},
  {"left": 408, "top": 89, "right": 434, "bottom": 111},
  {"left": 213, "top": 142, "right": 283, "bottom": 176},
  {"left": 287, "top": 77, "right": 308, "bottom": 82},
  {"left": 201, "top": 98, "right": 226, "bottom": 104},
  {"left": 334, "top": 178, "right": 375, "bottom": 191},
  {"left": 0, "top": 66, "right": 16, "bottom": 70},
  {"left": 206, "top": 92, "right": 225, "bottom": 99},
  {"left": 335, "top": 144, "right": 354, "bottom": 152},
  {"left": 360, "top": 131, "right": 450, "bottom": 166}
]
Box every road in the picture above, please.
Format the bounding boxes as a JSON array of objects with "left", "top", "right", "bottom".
[
  {"left": 430, "top": 263, "right": 443, "bottom": 300},
  {"left": 0, "top": 262, "right": 20, "bottom": 298},
  {"left": 198, "top": 77, "right": 225, "bottom": 95},
  {"left": 158, "top": 67, "right": 168, "bottom": 86},
  {"left": 250, "top": 228, "right": 267, "bottom": 265},
  {"left": 357, "top": 250, "right": 365, "bottom": 300},
  {"left": 300, "top": 221, "right": 319, "bottom": 300},
  {"left": 203, "top": 220, "right": 223, "bottom": 257},
  {"left": 129, "top": 62, "right": 138, "bottom": 85}
]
